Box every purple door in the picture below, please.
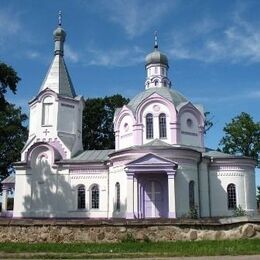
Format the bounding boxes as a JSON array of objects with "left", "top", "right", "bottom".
[{"left": 144, "top": 180, "right": 163, "bottom": 218}]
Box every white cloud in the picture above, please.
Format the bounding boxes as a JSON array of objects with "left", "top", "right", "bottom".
[
  {"left": 25, "top": 51, "right": 40, "bottom": 60},
  {"left": 167, "top": 7, "right": 260, "bottom": 64},
  {"left": 99, "top": 0, "right": 176, "bottom": 38},
  {"left": 0, "top": 8, "right": 22, "bottom": 47},
  {"left": 86, "top": 45, "right": 144, "bottom": 67},
  {"left": 64, "top": 44, "right": 79, "bottom": 63}
]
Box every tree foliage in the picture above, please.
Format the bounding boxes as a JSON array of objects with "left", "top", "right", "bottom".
[
  {"left": 0, "top": 62, "right": 28, "bottom": 183},
  {"left": 219, "top": 112, "right": 260, "bottom": 166},
  {"left": 0, "top": 101, "right": 28, "bottom": 182},
  {"left": 204, "top": 111, "right": 214, "bottom": 134},
  {"left": 0, "top": 62, "right": 21, "bottom": 110},
  {"left": 82, "top": 94, "right": 129, "bottom": 150}
]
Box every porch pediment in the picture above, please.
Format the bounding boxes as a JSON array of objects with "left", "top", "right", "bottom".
[{"left": 125, "top": 153, "right": 177, "bottom": 174}]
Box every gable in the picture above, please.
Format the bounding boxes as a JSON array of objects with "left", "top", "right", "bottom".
[{"left": 126, "top": 153, "right": 177, "bottom": 167}]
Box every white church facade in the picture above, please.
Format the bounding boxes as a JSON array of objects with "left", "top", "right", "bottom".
[{"left": 2, "top": 19, "right": 257, "bottom": 219}]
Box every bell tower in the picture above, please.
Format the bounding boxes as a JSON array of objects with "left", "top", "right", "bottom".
[{"left": 22, "top": 12, "right": 84, "bottom": 160}]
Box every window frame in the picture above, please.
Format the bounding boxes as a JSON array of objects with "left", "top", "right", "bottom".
[
  {"left": 146, "top": 113, "right": 154, "bottom": 139},
  {"left": 227, "top": 183, "right": 237, "bottom": 210},
  {"left": 159, "top": 113, "right": 167, "bottom": 138},
  {"left": 42, "top": 96, "right": 53, "bottom": 126},
  {"left": 189, "top": 180, "right": 195, "bottom": 209},
  {"left": 115, "top": 182, "right": 120, "bottom": 211},
  {"left": 77, "top": 185, "right": 86, "bottom": 210},
  {"left": 91, "top": 184, "right": 99, "bottom": 209}
]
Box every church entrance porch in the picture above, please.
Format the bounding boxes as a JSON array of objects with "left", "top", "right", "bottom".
[
  {"left": 139, "top": 173, "right": 168, "bottom": 218},
  {"left": 124, "top": 153, "right": 177, "bottom": 219}
]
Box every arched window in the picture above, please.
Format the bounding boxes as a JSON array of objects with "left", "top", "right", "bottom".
[
  {"left": 159, "top": 113, "right": 167, "bottom": 138},
  {"left": 146, "top": 113, "right": 153, "bottom": 139},
  {"left": 115, "top": 182, "right": 120, "bottom": 211},
  {"left": 42, "top": 96, "right": 53, "bottom": 126},
  {"left": 91, "top": 185, "right": 99, "bottom": 209},
  {"left": 77, "top": 185, "right": 85, "bottom": 209},
  {"left": 227, "top": 183, "right": 236, "bottom": 209},
  {"left": 154, "top": 80, "right": 158, "bottom": 86},
  {"left": 189, "top": 181, "right": 195, "bottom": 209}
]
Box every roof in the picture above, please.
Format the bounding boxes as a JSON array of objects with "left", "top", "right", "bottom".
[
  {"left": 143, "top": 139, "right": 173, "bottom": 147},
  {"left": 145, "top": 49, "right": 168, "bottom": 66},
  {"left": 203, "top": 148, "right": 240, "bottom": 158},
  {"left": 1, "top": 175, "right": 15, "bottom": 184},
  {"left": 39, "top": 55, "right": 76, "bottom": 98},
  {"left": 127, "top": 87, "right": 188, "bottom": 113},
  {"left": 70, "top": 149, "right": 114, "bottom": 162}
]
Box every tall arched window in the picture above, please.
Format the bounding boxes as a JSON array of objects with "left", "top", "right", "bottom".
[
  {"left": 91, "top": 185, "right": 99, "bottom": 209},
  {"left": 115, "top": 182, "right": 120, "bottom": 211},
  {"left": 227, "top": 183, "right": 236, "bottom": 209},
  {"left": 159, "top": 113, "right": 167, "bottom": 138},
  {"left": 189, "top": 181, "right": 195, "bottom": 209},
  {"left": 77, "top": 185, "right": 85, "bottom": 209},
  {"left": 42, "top": 96, "right": 53, "bottom": 126},
  {"left": 146, "top": 113, "right": 153, "bottom": 139}
]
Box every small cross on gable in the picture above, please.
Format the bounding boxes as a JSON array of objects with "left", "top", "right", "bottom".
[{"left": 43, "top": 129, "right": 50, "bottom": 136}]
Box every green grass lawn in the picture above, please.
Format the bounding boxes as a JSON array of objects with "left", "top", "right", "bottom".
[{"left": 0, "top": 239, "right": 260, "bottom": 259}]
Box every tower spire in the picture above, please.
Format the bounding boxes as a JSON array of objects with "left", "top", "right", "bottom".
[{"left": 154, "top": 31, "right": 158, "bottom": 50}]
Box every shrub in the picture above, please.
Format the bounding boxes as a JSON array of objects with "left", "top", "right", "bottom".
[{"left": 233, "top": 205, "right": 246, "bottom": 217}]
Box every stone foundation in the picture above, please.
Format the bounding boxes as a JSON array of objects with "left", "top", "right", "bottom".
[{"left": 0, "top": 217, "right": 260, "bottom": 243}]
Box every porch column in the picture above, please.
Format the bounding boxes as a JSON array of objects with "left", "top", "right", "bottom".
[
  {"left": 2, "top": 186, "right": 8, "bottom": 212},
  {"left": 133, "top": 176, "right": 138, "bottom": 218},
  {"left": 167, "top": 171, "right": 176, "bottom": 218},
  {"left": 126, "top": 173, "right": 134, "bottom": 219}
]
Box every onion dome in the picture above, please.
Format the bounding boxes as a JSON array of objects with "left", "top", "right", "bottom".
[
  {"left": 145, "top": 49, "right": 168, "bottom": 67},
  {"left": 145, "top": 32, "right": 168, "bottom": 67},
  {"left": 53, "top": 26, "right": 66, "bottom": 41}
]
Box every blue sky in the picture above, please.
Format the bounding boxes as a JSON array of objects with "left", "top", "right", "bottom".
[{"left": 1, "top": 0, "right": 260, "bottom": 184}]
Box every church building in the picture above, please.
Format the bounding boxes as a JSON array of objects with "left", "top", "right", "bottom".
[{"left": 2, "top": 18, "right": 257, "bottom": 219}]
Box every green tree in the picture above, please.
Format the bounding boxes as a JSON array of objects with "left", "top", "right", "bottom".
[
  {"left": 82, "top": 94, "right": 129, "bottom": 150},
  {"left": 0, "top": 62, "right": 28, "bottom": 183},
  {"left": 204, "top": 111, "right": 214, "bottom": 134},
  {"left": 0, "top": 62, "right": 21, "bottom": 110},
  {"left": 0, "top": 103, "right": 28, "bottom": 182},
  {"left": 219, "top": 112, "right": 260, "bottom": 166}
]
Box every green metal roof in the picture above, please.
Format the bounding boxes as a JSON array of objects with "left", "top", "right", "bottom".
[
  {"left": 71, "top": 149, "right": 114, "bottom": 162},
  {"left": 203, "top": 148, "right": 235, "bottom": 158},
  {"left": 143, "top": 139, "right": 173, "bottom": 147},
  {"left": 127, "top": 87, "right": 187, "bottom": 113}
]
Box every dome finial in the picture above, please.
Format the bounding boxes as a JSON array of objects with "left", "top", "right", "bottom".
[
  {"left": 154, "top": 31, "right": 158, "bottom": 50},
  {"left": 58, "top": 10, "right": 62, "bottom": 26}
]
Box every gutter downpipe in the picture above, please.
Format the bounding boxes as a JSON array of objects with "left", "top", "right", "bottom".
[{"left": 197, "top": 154, "right": 203, "bottom": 218}]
